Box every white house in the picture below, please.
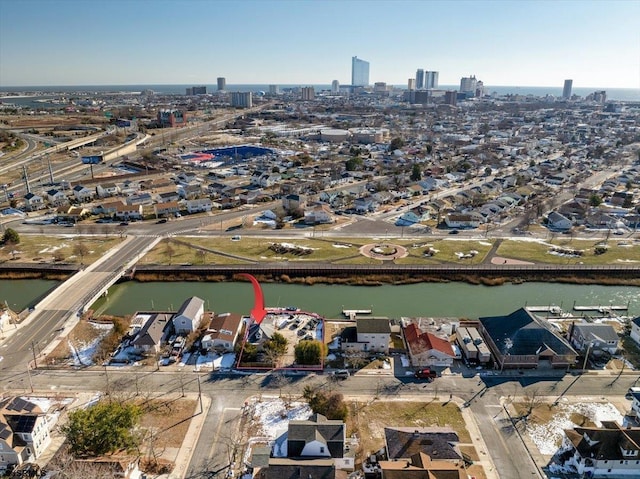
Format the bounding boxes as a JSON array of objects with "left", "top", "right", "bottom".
[
  {"left": 72, "top": 184, "right": 95, "bottom": 202},
  {"left": 560, "top": 422, "right": 640, "bottom": 477},
  {"left": 547, "top": 211, "right": 573, "bottom": 231},
  {"left": 445, "top": 213, "right": 481, "bottom": 229},
  {"left": 184, "top": 198, "right": 212, "bottom": 214},
  {"left": 342, "top": 318, "right": 391, "bottom": 354},
  {"left": 304, "top": 205, "right": 333, "bottom": 225},
  {"left": 0, "top": 397, "right": 53, "bottom": 472},
  {"left": 23, "top": 192, "right": 45, "bottom": 211},
  {"left": 45, "top": 188, "right": 67, "bottom": 206},
  {"left": 173, "top": 296, "right": 205, "bottom": 334},
  {"left": 96, "top": 182, "right": 120, "bottom": 198}
]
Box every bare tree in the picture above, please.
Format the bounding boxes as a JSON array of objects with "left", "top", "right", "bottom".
[
  {"left": 73, "top": 242, "right": 90, "bottom": 264},
  {"left": 164, "top": 242, "right": 175, "bottom": 265}
]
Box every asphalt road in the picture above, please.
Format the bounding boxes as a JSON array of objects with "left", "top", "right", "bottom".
[
  {"left": 0, "top": 235, "right": 156, "bottom": 371},
  {"left": 1, "top": 366, "right": 637, "bottom": 478}
]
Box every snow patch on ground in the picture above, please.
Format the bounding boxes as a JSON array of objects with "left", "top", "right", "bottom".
[
  {"left": 68, "top": 322, "right": 113, "bottom": 366},
  {"left": 527, "top": 401, "right": 623, "bottom": 455},
  {"left": 478, "top": 241, "right": 492, "bottom": 246},
  {"left": 332, "top": 244, "right": 351, "bottom": 248},
  {"left": 251, "top": 398, "right": 312, "bottom": 440}
]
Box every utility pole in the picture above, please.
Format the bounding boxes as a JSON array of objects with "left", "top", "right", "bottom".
[
  {"left": 196, "top": 373, "right": 203, "bottom": 414},
  {"left": 31, "top": 340, "right": 38, "bottom": 368}
]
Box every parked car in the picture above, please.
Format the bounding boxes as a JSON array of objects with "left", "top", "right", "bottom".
[
  {"left": 156, "top": 218, "right": 168, "bottom": 224},
  {"left": 330, "top": 369, "right": 350, "bottom": 379},
  {"left": 415, "top": 368, "right": 437, "bottom": 379}
]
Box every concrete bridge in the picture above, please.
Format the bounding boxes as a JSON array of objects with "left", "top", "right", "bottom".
[{"left": 0, "top": 235, "right": 159, "bottom": 371}]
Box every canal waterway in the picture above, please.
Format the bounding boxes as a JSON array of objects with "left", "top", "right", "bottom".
[
  {"left": 0, "top": 279, "right": 61, "bottom": 311},
  {"left": 84, "top": 281, "right": 640, "bottom": 319},
  {"left": 3, "top": 279, "right": 639, "bottom": 319}
]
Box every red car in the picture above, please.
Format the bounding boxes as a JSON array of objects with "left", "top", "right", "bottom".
[{"left": 415, "top": 368, "right": 437, "bottom": 379}]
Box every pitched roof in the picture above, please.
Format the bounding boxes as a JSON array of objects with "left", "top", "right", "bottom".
[
  {"left": 207, "top": 312, "right": 242, "bottom": 341},
  {"left": 479, "top": 308, "right": 576, "bottom": 357},
  {"left": 132, "top": 313, "right": 171, "bottom": 347},
  {"left": 176, "top": 296, "right": 204, "bottom": 320},
  {"left": 384, "top": 427, "right": 461, "bottom": 460},
  {"left": 571, "top": 323, "right": 619, "bottom": 343},
  {"left": 404, "top": 324, "right": 455, "bottom": 357},
  {"left": 565, "top": 422, "right": 640, "bottom": 461},
  {"left": 356, "top": 318, "right": 391, "bottom": 334},
  {"left": 287, "top": 413, "right": 345, "bottom": 458}
]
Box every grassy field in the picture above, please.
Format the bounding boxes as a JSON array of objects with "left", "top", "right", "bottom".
[
  {"left": 496, "top": 238, "right": 640, "bottom": 265},
  {"left": 0, "top": 235, "right": 123, "bottom": 264}
]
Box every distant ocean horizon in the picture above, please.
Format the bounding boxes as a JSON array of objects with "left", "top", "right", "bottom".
[{"left": 1, "top": 83, "right": 638, "bottom": 102}]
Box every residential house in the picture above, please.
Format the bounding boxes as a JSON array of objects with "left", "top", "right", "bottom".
[
  {"left": 96, "top": 182, "right": 120, "bottom": 198},
  {"left": 0, "top": 397, "right": 53, "bottom": 471},
  {"left": 478, "top": 308, "right": 577, "bottom": 369},
  {"left": 444, "top": 213, "right": 481, "bottom": 229},
  {"left": 157, "top": 191, "right": 181, "bottom": 203},
  {"left": 129, "top": 313, "right": 172, "bottom": 356},
  {"left": 201, "top": 312, "right": 243, "bottom": 352},
  {"left": 114, "top": 203, "right": 143, "bottom": 221},
  {"left": 341, "top": 318, "right": 391, "bottom": 354},
  {"left": 559, "top": 421, "right": 640, "bottom": 477},
  {"left": 125, "top": 193, "right": 153, "bottom": 206},
  {"left": 266, "top": 413, "right": 353, "bottom": 478},
  {"left": 304, "top": 205, "right": 333, "bottom": 225},
  {"left": 95, "top": 200, "right": 123, "bottom": 218},
  {"left": 547, "top": 211, "right": 573, "bottom": 231},
  {"left": 154, "top": 201, "right": 181, "bottom": 218},
  {"left": 46, "top": 188, "right": 67, "bottom": 206},
  {"left": 404, "top": 323, "right": 456, "bottom": 368},
  {"left": 184, "top": 198, "right": 212, "bottom": 214},
  {"left": 568, "top": 322, "right": 619, "bottom": 356},
  {"left": 377, "top": 452, "right": 467, "bottom": 479},
  {"left": 23, "top": 192, "right": 45, "bottom": 211},
  {"left": 55, "top": 205, "right": 88, "bottom": 224},
  {"left": 354, "top": 196, "right": 377, "bottom": 214},
  {"left": 176, "top": 172, "right": 199, "bottom": 186},
  {"left": 140, "top": 177, "right": 173, "bottom": 190},
  {"left": 282, "top": 194, "right": 306, "bottom": 212},
  {"left": 72, "top": 184, "right": 94, "bottom": 203},
  {"left": 384, "top": 427, "right": 462, "bottom": 460},
  {"left": 173, "top": 296, "right": 205, "bottom": 334},
  {"left": 179, "top": 184, "right": 203, "bottom": 200}
]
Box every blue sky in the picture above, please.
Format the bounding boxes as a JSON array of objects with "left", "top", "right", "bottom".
[{"left": 1, "top": 0, "right": 638, "bottom": 88}]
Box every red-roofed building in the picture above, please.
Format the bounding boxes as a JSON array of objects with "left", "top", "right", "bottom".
[{"left": 404, "top": 323, "right": 456, "bottom": 368}]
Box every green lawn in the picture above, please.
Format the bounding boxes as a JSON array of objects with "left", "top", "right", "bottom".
[
  {"left": 0, "top": 235, "right": 123, "bottom": 264},
  {"left": 496, "top": 239, "right": 640, "bottom": 265}
]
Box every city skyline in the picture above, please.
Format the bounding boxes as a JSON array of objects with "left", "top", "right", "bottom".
[{"left": 0, "top": 0, "right": 639, "bottom": 88}]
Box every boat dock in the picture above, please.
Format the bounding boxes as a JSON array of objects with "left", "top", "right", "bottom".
[
  {"left": 572, "top": 304, "right": 629, "bottom": 313},
  {"left": 342, "top": 309, "right": 372, "bottom": 320}
]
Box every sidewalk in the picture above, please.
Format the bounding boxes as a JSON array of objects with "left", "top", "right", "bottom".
[{"left": 169, "top": 393, "right": 212, "bottom": 479}]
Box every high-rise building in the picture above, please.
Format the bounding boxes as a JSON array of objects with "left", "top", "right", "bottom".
[
  {"left": 460, "top": 75, "right": 477, "bottom": 93},
  {"left": 408, "top": 78, "right": 416, "bottom": 91},
  {"left": 217, "top": 77, "right": 226, "bottom": 91},
  {"left": 231, "top": 91, "right": 252, "bottom": 108},
  {"left": 186, "top": 86, "right": 207, "bottom": 96},
  {"left": 416, "top": 69, "right": 425, "bottom": 90},
  {"left": 563, "top": 79, "right": 573, "bottom": 99},
  {"left": 331, "top": 80, "right": 340, "bottom": 94},
  {"left": 444, "top": 90, "right": 457, "bottom": 106},
  {"left": 269, "top": 84, "right": 279, "bottom": 95},
  {"left": 351, "top": 56, "right": 370, "bottom": 87},
  {"left": 301, "top": 86, "right": 315, "bottom": 101},
  {"left": 425, "top": 71, "right": 439, "bottom": 89}
]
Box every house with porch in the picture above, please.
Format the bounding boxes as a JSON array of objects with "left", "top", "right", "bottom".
[
  {"left": 114, "top": 203, "right": 143, "bottom": 221},
  {"left": 184, "top": 198, "right": 212, "bottom": 213},
  {"left": 154, "top": 201, "right": 181, "bottom": 218},
  {"left": 96, "top": 182, "right": 120, "bottom": 198},
  {"left": 445, "top": 213, "right": 481, "bottom": 229},
  {"left": 46, "top": 188, "right": 68, "bottom": 206}
]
